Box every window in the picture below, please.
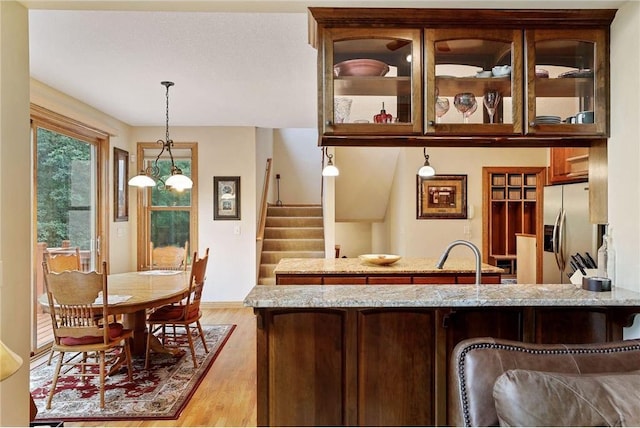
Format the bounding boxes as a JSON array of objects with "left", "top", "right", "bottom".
[{"left": 134, "top": 142, "right": 198, "bottom": 270}]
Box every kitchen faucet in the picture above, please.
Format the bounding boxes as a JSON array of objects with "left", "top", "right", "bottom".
[{"left": 436, "top": 240, "right": 482, "bottom": 285}]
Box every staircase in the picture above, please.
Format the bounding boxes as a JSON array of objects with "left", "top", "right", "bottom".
[{"left": 258, "top": 205, "right": 325, "bottom": 285}]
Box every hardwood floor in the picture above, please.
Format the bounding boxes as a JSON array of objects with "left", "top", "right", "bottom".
[{"left": 42, "top": 307, "right": 258, "bottom": 427}]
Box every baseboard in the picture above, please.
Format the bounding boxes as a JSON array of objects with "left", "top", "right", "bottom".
[{"left": 201, "top": 301, "right": 246, "bottom": 309}]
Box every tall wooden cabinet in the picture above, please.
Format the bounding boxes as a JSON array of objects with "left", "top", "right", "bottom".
[{"left": 483, "top": 167, "right": 545, "bottom": 281}]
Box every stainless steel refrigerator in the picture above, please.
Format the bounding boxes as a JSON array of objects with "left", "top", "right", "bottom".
[{"left": 542, "top": 183, "right": 600, "bottom": 283}]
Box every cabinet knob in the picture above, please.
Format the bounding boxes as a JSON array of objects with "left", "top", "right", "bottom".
[
  {"left": 326, "top": 120, "right": 332, "bottom": 126},
  {"left": 428, "top": 120, "right": 436, "bottom": 126},
  {"left": 530, "top": 121, "right": 536, "bottom": 127}
]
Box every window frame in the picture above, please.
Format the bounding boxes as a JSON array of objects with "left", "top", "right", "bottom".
[{"left": 134, "top": 141, "right": 198, "bottom": 270}]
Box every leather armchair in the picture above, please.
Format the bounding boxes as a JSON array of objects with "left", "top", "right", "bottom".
[{"left": 448, "top": 337, "right": 640, "bottom": 427}]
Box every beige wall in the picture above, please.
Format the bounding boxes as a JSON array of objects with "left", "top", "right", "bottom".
[
  {"left": 31, "top": 80, "right": 134, "bottom": 274},
  {"left": 130, "top": 126, "right": 263, "bottom": 302},
  {"left": 610, "top": 1, "right": 640, "bottom": 338},
  {"left": 272, "top": 128, "right": 321, "bottom": 205},
  {"left": 0, "top": 2, "right": 30, "bottom": 425}
]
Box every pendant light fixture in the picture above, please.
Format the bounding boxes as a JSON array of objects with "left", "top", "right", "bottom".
[
  {"left": 128, "top": 81, "right": 193, "bottom": 191},
  {"left": 322, "top": 147, "right": 339, "bottom": 177},
  {"left": 418, "top": 147, "right": 436, "bottom": 177}
]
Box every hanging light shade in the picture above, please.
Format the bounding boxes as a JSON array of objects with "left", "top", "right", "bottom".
[
  {"left": 128, "top": 81, "right": 193, "bottom": 191},
  {"left": 418, "top": 147, "right": 436, "bottom": 177},
  {"left": 322, "top": 148, "right": 339, "bottom": 177}
]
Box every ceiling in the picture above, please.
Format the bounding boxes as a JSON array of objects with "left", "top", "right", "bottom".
[{"left": 25, "top": 0, "right": 626, "bottom": 129}]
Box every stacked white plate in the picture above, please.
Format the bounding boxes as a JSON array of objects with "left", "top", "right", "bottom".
[{"left": 535, "top": 115, "right": 561, "bottom": 124}]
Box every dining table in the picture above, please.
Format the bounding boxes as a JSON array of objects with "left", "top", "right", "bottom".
[{"left": 39, "top": 269, "right": 192, "bottom": 356}]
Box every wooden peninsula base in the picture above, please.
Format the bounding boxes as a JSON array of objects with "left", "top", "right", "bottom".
[{"left": 245, "top": 284, "right": 640, "bottom": 426}]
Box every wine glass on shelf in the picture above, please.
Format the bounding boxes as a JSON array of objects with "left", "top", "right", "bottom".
[
  {"left": 464, "top": 100, "right": 477, "bottom": 122},
  {"left": 453, "top": 93, "right": 477, "bottom": 124},
  {"left": 483, "top": 90, "right": 501, "bottom": 124},
  {"left": 435, "top": 97, "right": 450, "bottom": 123}
]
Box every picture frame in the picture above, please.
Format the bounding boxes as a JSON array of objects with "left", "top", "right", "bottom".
[
  {"left": 114, "top": 147, "right": 129, "bottom": 222},
  {"left": 214, "top": 176, "right": 241, "bottom": 220},
  {"left": 417, "top": 174, "right": 467, "bottom": 219}
]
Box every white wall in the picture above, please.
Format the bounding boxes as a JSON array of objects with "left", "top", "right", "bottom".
[
  {"left": 273, "top": 128, "right": 321, "bottom": 205},
  {"left": 384, "top": 147, "right": 547, "bottom": 260},
  {"left": 130, "top": 126, "right": 259, "bottom": 303},
  {"left": 610, "top": 1, "right": 640, "bottom": 338},
  {"left": 0, "top": 2, "right": 30, "bottom": 425}
]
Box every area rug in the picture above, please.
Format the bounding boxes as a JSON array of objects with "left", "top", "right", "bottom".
[{"left": 30, "top": 324, "right": 235, "bottom": 422}]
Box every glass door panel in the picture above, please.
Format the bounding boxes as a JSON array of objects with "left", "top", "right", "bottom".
[
  {"left": 425, "top": 29, "right": 523, "bottom": 135},
  {"left": 34, "top": 127, "right": 99, "bottom": 353},
  {"left": 324, "top": 28, "right": 422, "bottom": 136},
  {"left": 526, "top": 29, "right": 607, "bottom": 136}
]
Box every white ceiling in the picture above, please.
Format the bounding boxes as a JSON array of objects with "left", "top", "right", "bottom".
[{"left": 25, "top": 0, "right": 626, "bottom": 129}]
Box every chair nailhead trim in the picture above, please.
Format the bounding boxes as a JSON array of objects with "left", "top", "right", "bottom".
[{"left": 456, "top": 342, "right": 640, "bottom": 427}]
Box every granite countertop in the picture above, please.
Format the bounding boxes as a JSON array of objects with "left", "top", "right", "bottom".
[
  {"left": 244, "top": 283, "right": 640, "bottom": 308},
  {"left": 273, "top": 257, "right": 504, "bottom": 275}
]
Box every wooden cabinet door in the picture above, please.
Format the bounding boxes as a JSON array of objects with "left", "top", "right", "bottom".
[
  {"left": 548, "top": 147, "right": 589, "bottom": 184},
  {"left": 424, "top": 28, "right": 523, "bottom": 136},
  {"left": 357, "top": 309, "right": 436, "bottom": 425},
  {"left": 525, "top": 29, "right": 608, "bottom": 137},
  {"left": 322, "top": 28, "right": 422, "bottom": 136}
]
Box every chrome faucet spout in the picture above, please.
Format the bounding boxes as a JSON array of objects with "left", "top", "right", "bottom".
[{"left": 436, "top": 240, "right": 482, "bottom": 285}]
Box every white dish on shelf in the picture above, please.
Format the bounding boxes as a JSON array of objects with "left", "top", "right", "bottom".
[
  {"left": 491, "top": 65, "right": 511, "bottom": 77},
  {"left": 359, "top": 254, "right": 402, "bottom": 266}
]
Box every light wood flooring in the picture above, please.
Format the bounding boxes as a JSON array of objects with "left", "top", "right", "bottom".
[{"left": 36, "top": 307, "right": 258, "bottom": 427}]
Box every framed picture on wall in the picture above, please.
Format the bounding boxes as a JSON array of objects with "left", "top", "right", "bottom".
[
  {"left": 114, "top": 147, "right": 129, "bottom": 222},
  {"left": 214, "top": 176, "right": 241, "bottom": 220},
  {"left": 417, "top": 174, "right": 467, "bottom": 219}
]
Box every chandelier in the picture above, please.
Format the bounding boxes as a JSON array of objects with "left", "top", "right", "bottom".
[{"left": 128, "top": 81, "right": 193, "bottom": 191}]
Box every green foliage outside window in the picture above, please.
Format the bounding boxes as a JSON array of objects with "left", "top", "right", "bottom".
[
  {"left": 149, "top": 158, "right": 192, "bottom": 249},
  {"left": 36, "top": 128, "right": 92, "bottom": 249}
]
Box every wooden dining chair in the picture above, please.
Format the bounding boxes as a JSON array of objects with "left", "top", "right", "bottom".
[
  {"left": 42, "top": 261, "right": 133, "bottom": 409},
  {"left": 44, "top": 247, "right": 82, "bottom": 272},
  {"left": 43, "top": 246, "right": 83, "bottom": 365},
  {"left": 150, "top": 241, "right": 189, "bottom": 270},
  {"left": 145, "top": 248, "right": 210, "bottom": 369}
]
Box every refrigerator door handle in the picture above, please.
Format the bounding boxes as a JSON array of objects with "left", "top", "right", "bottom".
[
  {"left": 552, "top": 210, "right": 562, "bottom": 271},
  {"left": 558, "top": 209, "right": 567, "bottom": 272}
]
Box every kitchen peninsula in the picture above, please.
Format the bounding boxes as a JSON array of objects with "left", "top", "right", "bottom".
[
  {"left": 274, "top": 257, "right": 503, "bottom": 285},
  {"left": 244, "top": 282, "right": 640, "bottom": 426}
]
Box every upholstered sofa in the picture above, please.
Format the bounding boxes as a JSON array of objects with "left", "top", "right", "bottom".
[{"left": 448, "top": 337, "right": 640, "bottom": 427}]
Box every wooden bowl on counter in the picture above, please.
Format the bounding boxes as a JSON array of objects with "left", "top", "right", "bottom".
[{"left": 359, "top": 254, "right": 402, "bottom": 266}]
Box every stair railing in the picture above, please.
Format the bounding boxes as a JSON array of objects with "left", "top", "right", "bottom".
[{"left": 256, "top": 158, "right": 272, "bottom": 282}]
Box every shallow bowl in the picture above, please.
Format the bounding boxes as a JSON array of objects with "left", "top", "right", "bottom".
[
  {"left": 334, "top": 59, "right": 390, "bottom": 77},
  {"left": 359, "top": 254, "right": 402, "bottom": 266}
]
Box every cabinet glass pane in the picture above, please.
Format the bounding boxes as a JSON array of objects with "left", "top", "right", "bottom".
[
  {"left": 333, "top": 38, "right": 413, "bottom": 124},
  {"left": 534, "top": 40, "right": 595, "bottom": 124},
  {"left": 434, "top": 39, "right": 513, "bottom": 125}
]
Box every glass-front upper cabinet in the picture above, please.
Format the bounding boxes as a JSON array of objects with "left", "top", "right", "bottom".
[
  {"left": 525, "top": 29, "right": 608, "bottom": 136},
  {"left": 322, "top": 28, "right": 422, "bottom": 135},
  {"left": 424, "top": 29, "right": 523, "bottom": 136}
]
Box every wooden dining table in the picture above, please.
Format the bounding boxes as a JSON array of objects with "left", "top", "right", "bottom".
[{"left": 39, "top": 270, "right": 191, "bottom": 355}]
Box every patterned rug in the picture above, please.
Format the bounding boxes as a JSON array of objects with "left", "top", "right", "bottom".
[{"left": 30, "top": 324, "right": 235, "bottom": 422}]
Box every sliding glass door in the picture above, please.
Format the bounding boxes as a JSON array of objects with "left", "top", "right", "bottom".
[{"left": 31, "top": 106, "right": 108, "bottom": 356}]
